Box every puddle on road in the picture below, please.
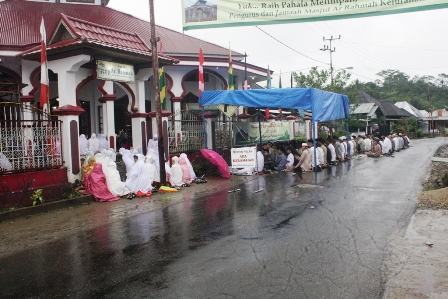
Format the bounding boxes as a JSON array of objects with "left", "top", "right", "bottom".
[{"left": 292, "top": 184, "right": 324, "bottom": 189}]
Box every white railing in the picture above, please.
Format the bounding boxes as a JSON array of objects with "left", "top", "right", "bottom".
[{"left": 0, "top": 103, "right": 62, "bottom": 174}]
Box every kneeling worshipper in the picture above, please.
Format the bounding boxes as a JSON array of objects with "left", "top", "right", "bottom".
[
  {"left": 145, "top": 153, "right": 160, "bottom": 184},
  {"left": 94, "top": 152, "right": 111, "bottom": 168},
  {"left": 80, "top": 158, "right": 120, "bottom": 202},
  {"left": 103, "top": 162, "right": 130, "bottom": 197},
  {"left": 180, "top": 153, "right": 196, "bottom": 181},
  {"left": 125, "top": 155, "right": 153, "bottom": 197},
  {"left": 98, "top": 134, "right": 109, "bottom": 152},
  {"left": 79, "top": 134, "right": 89, "bottom": 155},
  {"left": 121, "top": 149, "right": 135, "bottom": 176},
  {"left": 88, "top": 133, "right": 100, "bottom": 153},
  {"left": 257, "top": 146, "right": 264, "bottom": 174},
  {"left": 0, "top": 152, "right": 13, "bottom": 171},
  {"left": 147, "top": 148, "right": 160, "bottom": 174},
  {"left": 170, "top": 156, "right": 184, "bottom": 187},
  {"left": 102, "top": 149, "right": 116, "bottom": 162},
  {"left": 178, "top": 155, "right": 192, "bottom": 185},
  {"left": 147, "top": 134, "right": 159, "bottom": 156}
]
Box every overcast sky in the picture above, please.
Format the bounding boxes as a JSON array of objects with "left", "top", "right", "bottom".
[{"left": 108, "top": 0, "right": 448, "bottom": 88}]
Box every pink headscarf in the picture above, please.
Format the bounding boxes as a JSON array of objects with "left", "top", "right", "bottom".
[
  {"left": 83, "top": 163, "right": 120, "bottom": 202},
  {"left": 179, "top": 156, "right": 192, "bottom": 184}
]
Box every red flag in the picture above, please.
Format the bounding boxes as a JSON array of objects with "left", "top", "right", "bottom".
[
  {"left": 158, "top": 39, "right": 163, "bottom": 54},
  {"left": 265, "top": 65, "right": 271, "bottom": 118},
  {"left": 198, "top": 47, "right": 204, "bottom": 97},
  {"left": 40, "top": 17, "right": 49, "bottom": 108}
]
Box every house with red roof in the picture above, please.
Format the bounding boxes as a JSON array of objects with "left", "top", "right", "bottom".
[{"left": 0, "top": 0, "right": 268, "bottom": 187}]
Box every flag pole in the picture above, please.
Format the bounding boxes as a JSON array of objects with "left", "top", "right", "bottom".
[{"left": 149, "top": 0, "right": 166, "bottom": 185}]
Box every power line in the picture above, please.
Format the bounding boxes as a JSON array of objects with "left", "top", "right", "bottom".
[{"left": 255, "top": 26, "right": 328, "bottom": 65}]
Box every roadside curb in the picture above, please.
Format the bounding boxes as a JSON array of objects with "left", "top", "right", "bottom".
[{"left": 0, "top": 194, "right": 94, "bottom": 223}]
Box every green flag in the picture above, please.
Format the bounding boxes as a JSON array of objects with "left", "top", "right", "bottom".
[
  {"left": 228, "top": 48, "right": 234, "bottom": 90},
  {"left": 159, "top": 66, "right": 166, "bottom": 110}
]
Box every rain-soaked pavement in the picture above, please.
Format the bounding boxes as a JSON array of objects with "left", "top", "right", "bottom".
[{"left": 0, "top": 138, "right": 444, "bottom": 299}]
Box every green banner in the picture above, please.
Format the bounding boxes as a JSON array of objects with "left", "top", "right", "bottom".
[
  {"left": 182, "top": 0, "right": 448, "bottom": 30},
  {"left": 234, "top": 121, "right": 290, "bottom": 145}
]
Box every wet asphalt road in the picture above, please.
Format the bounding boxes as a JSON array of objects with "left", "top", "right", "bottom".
[{"left": 0, "top": 138, "right": 444, "bottom": 299}]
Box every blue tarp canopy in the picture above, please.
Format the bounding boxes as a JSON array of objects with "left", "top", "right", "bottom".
[{"left": 198, "top": 88, "right": 350, "bottom": 122}]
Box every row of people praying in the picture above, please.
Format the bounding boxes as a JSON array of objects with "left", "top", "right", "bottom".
[
  {"left": 79, "top": 134, "right": 197, "bottom": 201},
  {"left": 258, "top": 133, "right": 412, "bottom": 173}
]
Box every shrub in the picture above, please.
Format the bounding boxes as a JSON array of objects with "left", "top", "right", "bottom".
[{"left": 416, "top": 129, "right": 424, "bottom": 138}]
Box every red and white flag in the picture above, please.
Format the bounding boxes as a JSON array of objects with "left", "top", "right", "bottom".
[
  {"left": 40, "top": 17, "right": 49, "bottom": 108},
  {"left": 198, "top": 47, "right": 204, "bottom": 97}
]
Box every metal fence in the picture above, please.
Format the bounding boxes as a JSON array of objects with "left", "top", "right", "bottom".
[
  {"left": 0, "top": 102, "right": 62, "bottom": 174},
  {"left": 213, "top": 120, "right": 231, "bottom": 150},
  {"left": 168, "top": 111, "right": 204, "bottom": 153}
]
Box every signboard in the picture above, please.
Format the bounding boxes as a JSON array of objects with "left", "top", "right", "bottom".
[
  {"left": 217, "top": 104, "right": 239, "bottom": 118},
  {"left": 231, "top": 146, "right": 257, "bottom": 168},
  {"left": 234, "top": 121, "right": 290, "bottom": 145},
  {"left": 96, "top": 60, "right": 135, "bottom": 83},
  {"left": 182, "top": 0, "right": 448, "bottom": 30}
]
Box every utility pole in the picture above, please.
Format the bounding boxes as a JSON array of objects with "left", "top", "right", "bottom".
[
  {"left": 320, "top": 35, "right": 341, "bottom": 91},
  {"left": 149, "top": 0, "right": 166, "bottom": 185}
]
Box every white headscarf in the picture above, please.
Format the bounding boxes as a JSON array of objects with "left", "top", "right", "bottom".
[
  {"left": 170, "top": 156, "right": 183, "bottom": 187},
  {"left": 0, "top": 152, "right": 13, "bottom": 171},
  {"left": 88, "top": 133, "right": 100, "bottom": 153},
  {"left": 125, "top": 155, "right": 153, "bottom": 193},
  {"left": 103, "top": 161, "right": 130, "bottom": 196},
  {"left": 102, "top": 149, "right": 116, "bottom": 162},
  {"left": 145, "top": 153, "right": 160, "bottom": 183},
  {"left": 122, "top": 149, "right": 134, "bottom": 175},
  {"left": 147, "top": 149, "right": 160, "bottom": 174},
  {"left": 94, "top": 152, "right": 111, "bottom": 169},
  {"left": 147, "top": 134, "right": 159, "bottom": 156},
  {"left": 84, "top": 151, "right": 94, "bottom": 165},
  {"left": 79, "top": 134, "right": 89, "bottom": 155},
  {"left": 180, "top": 153, "right": 196, "bottom": 180},
  {"left": 98, "top": 134, "right": 109, "bottom": 152}
]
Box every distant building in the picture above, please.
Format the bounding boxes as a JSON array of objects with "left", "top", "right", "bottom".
[{"left": 185, "top": 0, "right": 218, "bottom": 23}]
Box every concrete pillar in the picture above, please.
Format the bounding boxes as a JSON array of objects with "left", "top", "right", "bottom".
[
  {"left": 53, "top": 108, "right": 85, "bottom": 183},
  {"left": 172, "top": 97, "right": 182, "bottom": 143},
  {"left": 287, "top": 116, "right": 296, "bottom": 140},
  {"left": 305, "top": 119, "right": 311, "bottom": 140},
  {"left": 98, "top": 81, "right": 116, "bottom": 149},
  {"left": 204, "top": 112, "right": 218, "bottom": 149},
  {"left": 49, "top": 55, "right": 91, "bottom": 183}
]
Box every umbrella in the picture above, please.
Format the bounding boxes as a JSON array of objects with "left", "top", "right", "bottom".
[{"left": 199, "top": 149, "right": 230, "bottom": 179}]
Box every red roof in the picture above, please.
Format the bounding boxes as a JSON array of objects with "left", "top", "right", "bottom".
[
  {"left": 21, "top": 13, "right": 162, "bottom": 60},
  {"left": 0, "top": 0, "right": 241, "bottom": 58}
]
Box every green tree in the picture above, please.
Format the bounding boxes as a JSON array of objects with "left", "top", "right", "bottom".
[{"left": 292, "top": 66, "right": 351, "bottom": 92}]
